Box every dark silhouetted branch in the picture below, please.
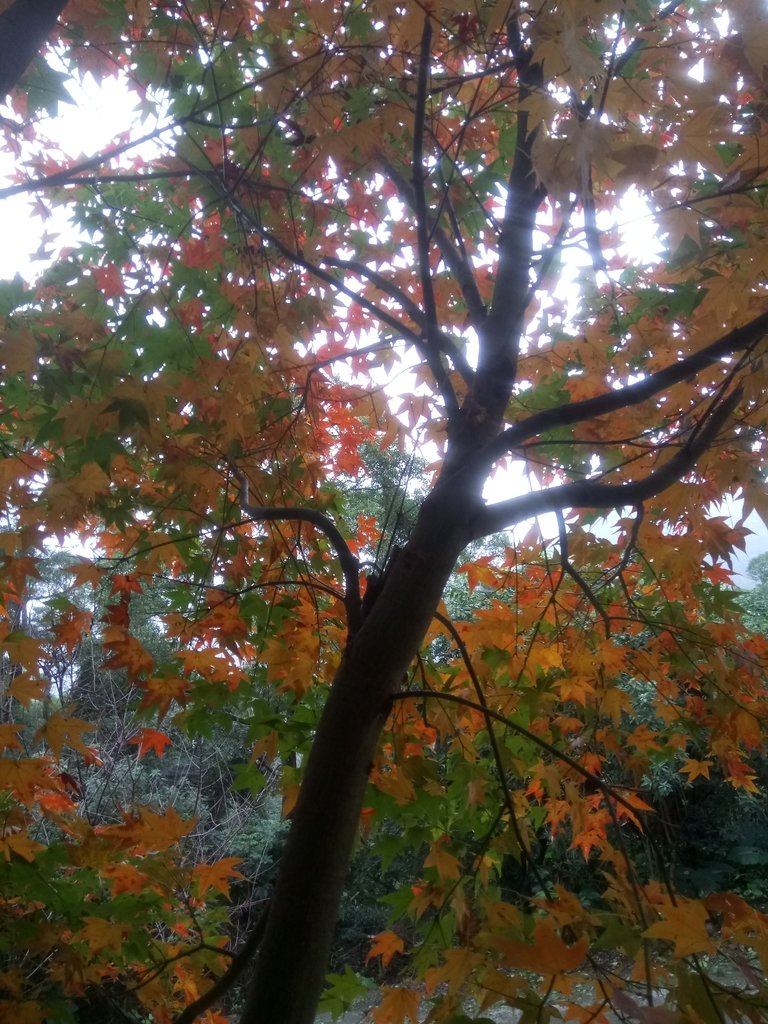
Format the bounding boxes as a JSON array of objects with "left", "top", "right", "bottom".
[
  {"left": 471, "top": 387, "right": 740, "bottom": 538},
  {"left": 482, "top": 309, "right": 768, "bottom": 467},
  {"left": 232, "top": 467, "right": 361, "bottom": 635}
]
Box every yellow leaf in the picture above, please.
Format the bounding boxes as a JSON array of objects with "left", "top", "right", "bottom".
[
  {"left": 76, "top": 916, "right": 131, "bottom": 955},
  {"left": 372, "top": 986, "right": 420, "bottom": 1024},
  {"left": 0, "top": 832, "right": 45, "bottom": 862},
  {"left": 35, "top": 711, "right": 95, "bottom": 760}
]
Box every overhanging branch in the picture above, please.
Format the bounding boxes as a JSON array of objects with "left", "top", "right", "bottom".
[
  {"left": 470, "top": 387, "right": 740, "bottom": 538},
  {"left": 231, "top": 467, "right": 361, "bottom": 635},
  {"left": 482, "top": 308, "right": 768, "bottom": 468}
]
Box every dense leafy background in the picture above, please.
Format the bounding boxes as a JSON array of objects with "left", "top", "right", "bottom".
[{"left": 1, "top": 2, "right": 768, "bottom": 1023}]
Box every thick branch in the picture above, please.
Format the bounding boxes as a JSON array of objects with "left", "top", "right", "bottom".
[
  {"left": 233, "top": 469, "right": 361, "bottom": 635},
  {"left": 471, "top": 387, "right": 740, "bottom": 538},
  {"left": 483, "top": 308, "right": 768, "bottom": 467},
  {"left": 471, "top": 50, "right": 546, "bottom": 425}
]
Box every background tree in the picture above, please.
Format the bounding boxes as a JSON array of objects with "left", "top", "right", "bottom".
[{"left": 1, "top": 3, "right": 768, "bottom": 1024}]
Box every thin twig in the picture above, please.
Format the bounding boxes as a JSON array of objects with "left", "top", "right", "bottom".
[
  {"left": 555, "top": 509, "right": 611, "bottom": 637},
  {"left": 230, "top": 464, "right": 361, "bottom": 635}
]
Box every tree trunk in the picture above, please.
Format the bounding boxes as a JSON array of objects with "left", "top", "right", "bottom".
[
  {"left": 239, "top": 483, "right": 478, "bottom": 1024},
  {"left": 0, "top": 0, "right": 67, "bottom": 98}
]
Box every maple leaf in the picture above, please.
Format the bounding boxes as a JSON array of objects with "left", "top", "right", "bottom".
[
  {"left": 372, "top": 986, "right": 420, "bottom": 1024},
  {"left": 366, "top": 930, "right": 404, "bottom": 968},
  {"left": 424, "top": 838, "right": 461, "bottom": 881},
  {"left": 138, "top": 675, "right": 191, "bottom": 717},
  {"left": 76, "top": 915, "right": 131, "bottom": 955},
  {"left": 110, "top": 573, "right": 143, "bottom": 595},
  {"left": 127, "top": 727, "right": 173, "bottom": 759},
  {"left": 92, "top": 263, "right": 125, "bottom": 298},
  {"left": 0, "top": 723, "right": 24, "bottom": 751},
  {"left": 51, "top": 607, "right": 93, "bottom": 654},
  {"left": 35, "top": 711, "right": 95, "bottom": 760},
  {"left": 643, "top": 897, "right": 717, "bottom": 959},
  {"left": 680, "top": 758, "right": 712, "bottom": 783},
  {"left": 96, "top": 806, "right": 195, "bottom": 854},
  {"left": 424, "top": 947, "right": 483, "bottom": 997},
  {"left": 101, "top": 863, "right": 152, "bottom": 896},
  {"left": 66, "top": 558, "right": 105, "bottom": 589},
  {"left": 0, "top": 757, "right": 55, "bottom": 802},
  {"left": 491, "top": 918, "right": 589, "bottom": 975},
  {"left": 193, "top": 856, "right": 244, "bottom": 898},
  {"left": 0, "top": 832, "right": 45, "bottom": 862}
]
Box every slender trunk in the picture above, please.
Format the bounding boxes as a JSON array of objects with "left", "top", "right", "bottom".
[{"left": 239, "top": 485, "right": 477, "bottom": 1024}]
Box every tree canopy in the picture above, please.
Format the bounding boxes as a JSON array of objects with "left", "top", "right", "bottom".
[{"left": 1, "top": 2, "right": 768, "bottom": 1023}]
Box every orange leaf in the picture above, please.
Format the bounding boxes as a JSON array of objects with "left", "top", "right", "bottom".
[
  {"left": 491, "top": 918, "right": 588, "bottom": 975},
  {"left": 127, "top": 728, "right": 173, "bottom": 759},
  {"left": 424, "top": 838, "right": 461, "bottom": 881},
  {"left": 76, "top": 916, "right": 131, "bottom": 955},
  {"left": 366, "top": 930, "right": 404, "bottom": 967},
  {"left": 0, "top": 757, "right": 55, "bottom": 802},
  {"left": 680, "top": 758, "right": 712, "bottom": 783},
  {"left": 0, "top": 723, "right": 24, "bottom": 751},
  {"left": 0, "top": 832, "right": 45, "bottom": 862},
  {"left": 66, "top": 559, "right": 105, "bottom": 589},
  {"left": 6, "top": 673, "right": 48, "bottom": 707},
  {"left": 643, "top": 897, "right": 717, "bottom": 958},
  {"left": 193, "top": 857, "right": 245, "bottom": 898},
  {"left": 372, "top": 986, "right": 420, "bottom": 1024}
]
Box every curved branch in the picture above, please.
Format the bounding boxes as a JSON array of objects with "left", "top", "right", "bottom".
[
  {"left": 173, "top": 906, "right": 269, "bottom": 1024},
  {"left": 555, "top": 508, "right": 611, "bottom": 637},
  {"left": 483, "top": 308, "right": 768, "bottom": 467},
  {"left": 471, "top": 386, "right": 740, "bottom": 538},
  {"left": 232, "top": 468, "right": 361, "bottom": 636},
  {"left": 318, "top": 255, "right": 424, "bottom": 324}
]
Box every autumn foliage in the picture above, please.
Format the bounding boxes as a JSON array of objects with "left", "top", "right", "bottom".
[{"left": 1, "top": 1, "right": 768, "bottom": 1023}]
